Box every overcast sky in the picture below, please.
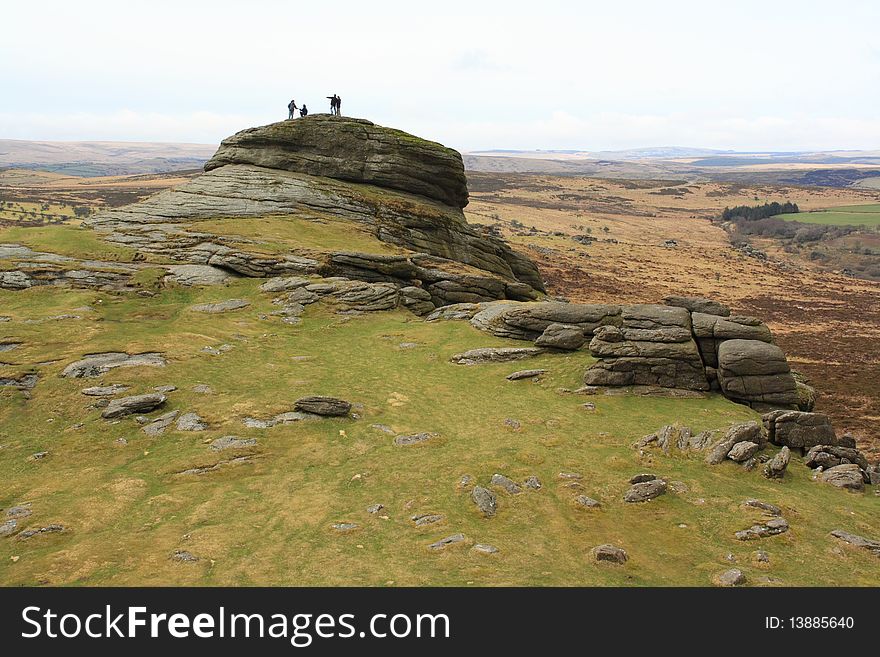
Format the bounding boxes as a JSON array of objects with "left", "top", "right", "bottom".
[{"left": 2, "top": 0, "right": 879, "bottom": 151}]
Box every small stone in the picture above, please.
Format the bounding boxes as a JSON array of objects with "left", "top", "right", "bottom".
[
  {"left": 411, "top": 513, "right": 444, "bottom": 527},
  {"left": 582, "top": 402, "right": 596, "bottom": 411},
  {"left": 370, "top": 424, "right": 395, "bottom": 434},
  {"left": 153, "top": 385, "right": 177, "bottom": 393},
  {"left": 210, "top": 436, "right": 256, "bottom": 451},
  {"left": 756, "top": 550, "right": 770, "bottom": 563},
  {"left": 714, "top": 568, "right": 746, "bottom": 587},
  {"left": 366, "top": 504, "right": 384, "bottom": 514},
  {"left": 763, "top": 446, "right": 790, "bottom": 479},
  {"left": 331, "top": 522, "right": 358, "bottom": 532},
  {"left": 176, "top": 412, "right": 207, "bottom": 432},
  {"left": 171, "top": 550, "right": 199, "bottom": 562},
  {"left": 101, "top": 393, "right": 167, "bottom": 419},
  {"left": 30, "top": 451, "right": 49, "bottom": 460},
  {"left": 743, "top": 499, "right": 782, "bottom": 516},
  {"left": 503, "top": 418, "right": 521, "bottom": 430},
  {"left": 394, "top": 432, "right": 436, "bottom": 446},
  {"left": 192, "top": 384, "right": 214, "bottom": 394},
  {"left": 294, "top": 396, "right": 352, "bottom": 417},
  {"left": 506, "top": 369, "right": 547, "bottom": 381},
  {"left": 629, "top": 473, "right": 657, "bottom": 484},
  {"left": 575, "top": 495, "right": 601, "bottom": 509},
  {"left": 728, "top": 441, "right": 761, "bottom": 462},
  {"left": 524, "top": 476, "right": 542, "bottom": 490},
  {"left": 190, "top": 299, "right": 250, "bottom": 314},
  {"left": 0, "top": 519, "right": 17, "bottom": 537},
  {"left": 142, "top": 410, "right": 179, "bottom": 436},
  {"left": 428, "top": 533, "right": 466, "bottom": 550},
  {"left": 830, "top": 529, "right": 880, "bottom": 556},
  {"left": 624, "top": 479, "right": 667, "bottom": 503},
  {"left": 457, "top": 474, "right": 475, "bottom": 490},
  {"left": 6, "top": 506, "right": 32, "bottom": 519},
  {"left": 591, "top": 544, "right": 627, "bottom": 564},
  {"left": 472, "top": 486, "right": 497, "bottom": 518},
  {"left": 81, "top": 384, "right": 129, "bottom": 397},
  {"left": 490, "top": 473, "right": 522, "bottom": 495},
  {"left": 472, "top": 543, "right": 499, "bottom": 554},
  {"left": 558, "top": 472, "right": 583, "bottom": 480}
]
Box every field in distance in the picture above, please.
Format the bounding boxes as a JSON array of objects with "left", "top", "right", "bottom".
[{"left": 781, "top": 203, "right": 880, "bottom": 226}]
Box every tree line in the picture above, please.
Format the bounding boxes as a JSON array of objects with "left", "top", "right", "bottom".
[{"left": 721, "top": 201, "right": 799, "bottom": 222}]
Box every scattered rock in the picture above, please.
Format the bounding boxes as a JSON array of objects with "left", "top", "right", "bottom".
[
  {"left": 472, "top": 543, "right": 499, "bottom": 554},
  {"left": 763, "top": 447, "right": 790, "bottom": 479},
  {"left": 366, "top": 504, "right": 384, "bottom": 515},
  {"left": 428, "top": 533, "right": 466, "bottom": 550},
  {"left": 727, "top": 441, "right": 761, "bottom": 463},
  {"left": 804, "top": 444, "right": 869, "bottom": 472},
  {"left": 490, "top": 473, "right": 522, "bottom": 495},
  {"left": 0, "top": 519, "right": 17, "bottom": 537},
  {"left": 80, "top": 384, "right": 129, "bottom": 397},
  {"left": 293, "top": 396, "right": 352, "bottom": 417},
  {"left": 189, "top": 299, "right": 250, "bottom": 313},
  {"left": 101, "top": 393, "right": 167, "bottom": 419},
  {"left": 331, "top": 522, "right": 359, "bottom": 532},
  {"left": 629, "top": 473, "right": 657, "bottom": 484},
  {"left": 575, "top": 495, "right": 601, "bottom": 509},
  {"left": 62, "top": 352, "right": 165, "bottom": 378},
  {"left": 472, "top": 486, "right": 497, "bottom": 518},
  {"left": 624, "top": 478, "right": 667, "bottom": 503},
  {"left": 558, "top": 472, "right": 583, "bottom": 480},
  {"left": 830, "top": 530, "right": 880, "bottom": 556},
  {"left": 411, "top": 514, "right": 444, "bottom": 527},
  {"left": 714, "top": 568, "right": 746, "bottom": 587},
  {"left": 756, "top": 549, "right": 770, "bottom": 563},
  {"left": 394, "top": 432, "right": 436, "bottom": 446},
  {"left": 18, "top": 524, "right": 63, "bottom": 539},
  {"left": 176, "top": 412, "right": 207, "bottom": 432},
  {"left": 506, "top": 369, "right": 547, "bottom": 381},
  {"left": 192, "top": 384, "right": 214, "bottom": 394},
  {"left": 6, "top": 505, "right": 32, "bottom": 519},
  {"left": 153, "top": 385, "right": 177, "bottom": 393},
  {"left": 743, "top": 499, "right": 781, "bottom": 516},
  {"left": 735, "top": 517, "right": 790, "bottom": 540},
  {"left": 591, "top": 544, "right": 627, "bottom": 564},
  {"left": 142, "top": 410, "right": 180, "bottom": 436},
  {"left": 819, "top": 464, "right": 865, "bottom": 491},
  {"left": 503, "top": 418, "right": 521, "bottom": 430},
  {"left": 705, "top": 422, "right": 763, "bottom": 465},
  {"left": 450, "top": 346, "right": 545, "bottom": 365},
  {"left": 524, "top": 476, "right": 542, "bottom": 490},
  {"left": 210, "top": 436, "right": 256, "bottom": 451},
  {"left": 171, "top": 550, "right": 199, "bottom": 562}
]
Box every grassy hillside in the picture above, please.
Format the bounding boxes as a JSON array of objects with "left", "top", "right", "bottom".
[{"left": 1, "top": 279, "right": 878, "bottom": 586}]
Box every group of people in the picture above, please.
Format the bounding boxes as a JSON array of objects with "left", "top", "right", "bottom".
[{"left": 287, "top": 94, "right": 342, "bottom": 119}]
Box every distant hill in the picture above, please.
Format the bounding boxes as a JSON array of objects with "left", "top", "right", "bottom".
[{"left": 0, "top": 139, "right": 216, "bottom": 176}]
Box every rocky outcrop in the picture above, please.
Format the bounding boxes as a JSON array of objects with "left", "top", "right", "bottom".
[
  {"left": 470, "top": 302, "right": 620, "bottom": 341},
  {"left": 586, "top": 305, "right": 708, "bottom": 391},
  {"left": 61, "top": 352, "right": 166, "bottom": 378},
  {"left": 85, "top": 117, "right": 544, "bottom": 301},
  {"left": 716, "top": 340, "right": 798, "bottom": 409},
  {"left": 205, "top": 115, "right": 469, "bottom": 208},
  {"left": 763, "top": 411, "right": 836, "bottom": 450}
]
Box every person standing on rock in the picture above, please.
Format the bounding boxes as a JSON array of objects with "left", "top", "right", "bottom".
[
  {"left": 326, "top": 94, "right": 340, "bottom": 115},
  {"left": 288, "top": 99, "right": 298, "bottom": 119},
  {"left": 299, "top": 104, "right": 308, "bottom": 118},
  {"left": 336, "top": 95, "right": 342, "bottom": 116}
]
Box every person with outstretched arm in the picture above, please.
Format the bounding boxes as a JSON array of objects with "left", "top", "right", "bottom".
[{"left": 288, "top": 99, "right": 298, "bottom": 119}]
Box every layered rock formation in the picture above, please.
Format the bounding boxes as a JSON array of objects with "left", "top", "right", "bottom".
[
  {"left": 434, "top": 296, "right": 804, "bottom": 411},
  {"left": 78, "top": 116, "right": 544, "bottom": 307}
]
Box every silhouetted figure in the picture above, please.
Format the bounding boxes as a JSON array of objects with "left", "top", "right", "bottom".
[
  {"left": 326, "top": 94, "right": 341, "bottom": 116},
  {"left": 336, "top": 95, "right": 342, "bottom": 116},
  {"left": 300, "top": 104, "right": 309, "bottom": 118},
  {"left": 288, "top": 99, "right": 298, "bottom": 119}
]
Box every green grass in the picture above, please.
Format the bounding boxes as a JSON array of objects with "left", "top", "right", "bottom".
[
  {"left": 0, "top": 225, "right": 138, "bottom": 262},
  {"left": 779, "top": 204, "right": 880, "bottom": 226},
  {"left": 191, "top": 214, "right": 402, "bottom": 255},
  {"left": 1, "top": 281, "right": 878, "bottom": 586}
]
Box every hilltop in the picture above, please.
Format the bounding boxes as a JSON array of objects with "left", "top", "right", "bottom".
[{"left": 0, "top": 116, "right": 878, "bottom": 586}]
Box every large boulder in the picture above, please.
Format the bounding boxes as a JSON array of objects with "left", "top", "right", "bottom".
[
  {"left": 819, "top": 464, "right": 865, "bottom": 491},
  {"left": 205, "top": 116, "right": 469, "bottom": 208},
  {"left": 763, "top": 410, "right": 836, "bottom": 450},
  {"left": 101, "top": 393, "right": 167, "bottom": 419},
  {"left": 534, "top": 323, "right": 586, "bottom": 350},
  {"left": 691, "top": 312, "right": 772, "bottom": 368},
  {"left": 716, "top": 339, "right": 798, "bottom": 409},
  {"left": 585, "top": 304, "right": 708, "bottom": 391}
]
